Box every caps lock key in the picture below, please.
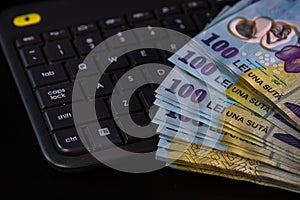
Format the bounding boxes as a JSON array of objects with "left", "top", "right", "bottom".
[{"left": 35, "top": 83, "right": 84, "bottom": 109}]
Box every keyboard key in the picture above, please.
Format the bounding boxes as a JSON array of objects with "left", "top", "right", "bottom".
[
  {"left": 81, "top": 74, "right": 114, "bottom": 98},
  {"left": 44, "top": 99, "right": 110, "bottom": 131},
  {"left": 27, "top": 64, "right": 68, "bottom": 88},
  {"left": 154, "top": 5, "right": 181, "bottom": 18},
  {"left": 117, "top": 112, "right": 153, "bottom": 143},
  {"left": 130, "top": 111, "right": 151, "bottom": 126},
  {"left": 110, "top": 92, "right": 142, "bottom": 115},
  {"left": 128, "top": 49, "right": 160, "bottom": 65},
  {"left": 44, "top": 104, "right": 74, "bottom": 131},
  {"left": 182, "top": 1, "right": 209, "bottom": 12},
  {"left": 163, "top": 15, "right": 197, "bottom": 33},
  {"left": 138, "top": 87, "right": 156, "bottom": 109},
  {"left": 74, "top": 32, "right": 103, "bottom": 55},
  {"left": 99, "top": 17, "right": 127, "bottom": 30},
  {"left": 85, "top": 120, "right": 123, "bottom": 150},
  {"left": 213, "top": 0, "right": 238, "bottom": 9},
  {"left": 35, "top": 83, "right": 84, "bottom": 109},
  {"left": 111, "top": 69, "right": 127, "bottom": 83},
  {"left": 143, "top": 63, "right": 171, "bottom": 83},
  {"left": 192, "top": 10, "right": 216, "bottom": 29},
  {"left": 16, "top": 34, "right": 42, "bottom": 47},
  {"left": 105, "top": 29, "right": 137, "bottom": 48},
  {"left": 133, "top": 20, "right": 166, "bottom": 42},
  {"left": 113, "top": 68, "right": 148, "bottom": 91},
  {"left": 157, "top": 37, "right": 187, "bottom": 60},
  {"left": 72, "top": 23, "right": 98, "bottom": 35},
  {"left": 127, "top": 11, "right": 154, "bottom": 23},
  {"left": 52, "top": 127, "right": 88, "bottom": 155},
  {"left": 133, "top": 20, "right": 162, "bottom": 28},
  {"left": 43, "top": 29, "right": 70, "bottom": 41},
  {"left": 19, "top": 46, "right": 45, "bottom": 68},
  {"left": 65, "top": 59, "right": 98, "bottom": 80},
  {"left": 95, "top": 99, "right": 112, "bottom": 120},
  {"left": 95, "top": 54, "right": 130, "bottom": 73},
  {"left": 43, "top": 40, "right": 77, "bottom": 63},
  {"left": 102, "top": 25, "right": 130, "bottom": 38}
]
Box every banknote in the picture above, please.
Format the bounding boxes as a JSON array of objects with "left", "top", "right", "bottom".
[
  {"left": 189, "top": 0, "right": 300, "bottom": 127},
  {"left": 154, "top": 66, "right": 300, "bottom": 158},
  {"left": 154, "top": 95, "right": 300, "bottom": 163},
  {"left": 157, "top": 125, "right": 300, "bottom": 172},
  {"left": 155, "top": 93, "right": 299, "bottom": 149},
  {"left": 152, "top": 0, "right": 300, "bottom": 193},
  {"left": 158, "top": 138, "right": 300, "bottom": 179},
  {"left": 156, "top": 142, "right": 300, "bottom": 192},
  {"left": 170, "top": 0, "right": 300, "bottom": 136},
  {"left": 165, "top": 152, "right": 300, "bottom": 193},
  {"left": 153, "top": 108, "right": 299, "bottom": 163},
  {"left": 154, "top": 67, "right": 299, "bottom": 144},
  {"left": 168, "top": 163, "right": 266, "bottom": 186},
  {"left": 276, "top": 89, "right": 300, "bottom": 131},
  {"left": 152, "top": 108, "right": 300, "bottom": 172},
  {"left": 156, "top": 67, "right": 297, "bottom": 152},
  {"left": 168, "top": 43, "right": 300, "bottom": 135},
  {"left": 154, "top": 108, "right": 268, "bottom": 150},
  {"left": 157, "top": 144, "right": 300, "bottom": 184},
  {"left": 169, "top": 163, "right": 300, "bottom": 194}
]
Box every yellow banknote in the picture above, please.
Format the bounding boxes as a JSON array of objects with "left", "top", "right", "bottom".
[
  {"left": 275, "top": 89, "right": 300, "bottom": 131},
  {"left": 157, "top": 146, "right": 300, "bottom": 186},
  {"left": 157, "top": 136, "right": 300, "bottom": 175},
  {"left": 155, "top": 95, "right": 300, "bottom": 161},
  {"left": 225, "top": 82, "right": 300, "bottom": 136},
  {"left": 155, "top": 67, "right": 300, "bottom": 160},
  {"left": 170, "top": 164, "right": 300, "bottom": 193},
  {"left": 156, "top": 144, "right": 300, "bottom": 192}
]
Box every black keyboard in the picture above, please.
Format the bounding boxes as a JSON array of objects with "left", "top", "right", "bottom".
[{"left": 0, "top": 0, "right": 238, "bottom": 171}]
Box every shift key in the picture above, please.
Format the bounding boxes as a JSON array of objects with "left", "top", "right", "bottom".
[{"left": 35, "top": 83, "right": 84, "bottom": 109}]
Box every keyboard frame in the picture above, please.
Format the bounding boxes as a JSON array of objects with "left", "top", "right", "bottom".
[{"left": 0, "top": 0, "right": 225, "bottom": 171}]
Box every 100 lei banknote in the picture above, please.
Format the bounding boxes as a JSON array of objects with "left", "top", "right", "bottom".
[
  {"left": 157, "top": 139, "right": 300, "bottom": 186},
  {"left": 156, "top": 141, "right": 300, "bottom": 193},
  {"left": 188, "top": 0, "right": 300, "bottom": 128},
  {"left": 168, "top": 43, "right": 299, "bottom": 136},
  {"left": 154, "top": 67, "right": 300, "bottom": 158},
  {"left": 152, "top": 107, "right": 300, "bottom": 173},
  {"left": 154, "top": 96, "right": 300, "bottom": 163}
]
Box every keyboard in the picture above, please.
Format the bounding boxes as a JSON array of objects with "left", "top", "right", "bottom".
[{"left": 0, "top": 0, "right": 238, "bottom": 171}]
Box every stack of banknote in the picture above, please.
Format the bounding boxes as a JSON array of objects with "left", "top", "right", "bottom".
[{"left": 152, "top": 0, "right": 300, "bottom": 193}]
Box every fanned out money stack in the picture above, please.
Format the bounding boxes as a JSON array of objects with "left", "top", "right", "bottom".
[{"left": 152, "top": 0, "right": 300, "bottom": 193}]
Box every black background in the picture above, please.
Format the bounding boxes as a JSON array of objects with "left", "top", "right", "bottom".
[{"left": 1, "top": 0, "right": 299, "bottom": 199}]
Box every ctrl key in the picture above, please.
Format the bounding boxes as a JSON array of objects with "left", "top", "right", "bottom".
[{"left": 52, "top": 127, "right": 88, "bottom": 156}]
